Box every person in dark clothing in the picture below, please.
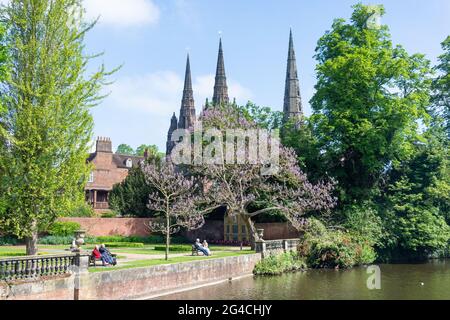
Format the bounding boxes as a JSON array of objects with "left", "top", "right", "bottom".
[
  {"left": 99, "top": 244, "right": 117, "bottom": 266},
  {"left": 194, "top": 239, "right": 209, "bottom": 256}
]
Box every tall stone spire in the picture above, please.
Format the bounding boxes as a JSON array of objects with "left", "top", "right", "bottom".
[
  {"left": 166, "top": 112, "right": 178, "bottom": 156},
  {"left": 283, "top": 29, "right": 303, "bottom": 121},
  {"left": 178, "top": 54, "right": 196, "bottom": 130},
  {"left": 212, "top": 38, "right": 229, "bottom": 106}
]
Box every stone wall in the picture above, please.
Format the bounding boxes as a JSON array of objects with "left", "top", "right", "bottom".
[
  {"left": 0, "top": 275, "right": 75, "bottom": 300},
  {"left": 59, "top": 217, "right": 153, "bottom": 237},
  {"left": 79, "top": 253, "right": 261, "bottom": 300},
  {"left": 0, "top": 254, "right": 261, "bottom": 300}
]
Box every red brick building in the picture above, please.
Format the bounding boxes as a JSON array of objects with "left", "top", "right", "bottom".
[{"left": 85, "top": 137, "right": 144, "bottom": 213}]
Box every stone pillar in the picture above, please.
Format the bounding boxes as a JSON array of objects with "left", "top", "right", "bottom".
[
  {"left": 283, "top": 240, "right": 289, "bottom": 252},
  {"left": 73, "top": 254, "right": 89, "bottom": 301},
  {"left": 255, "top": 240, "right": 267, "bottom": 259}
]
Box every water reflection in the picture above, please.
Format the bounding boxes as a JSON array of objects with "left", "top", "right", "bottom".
[{"left": 156, "top": 260, "right": 449, "bottom": 300}]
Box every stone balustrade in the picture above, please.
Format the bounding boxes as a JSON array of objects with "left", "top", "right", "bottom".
[
  {"left": 255, "top": 238, "right": 300, "bottom": 258},
  {"left": 0, "top": 253, "right": 85, "bottom": 282}
]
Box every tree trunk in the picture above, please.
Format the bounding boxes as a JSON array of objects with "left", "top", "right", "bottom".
[
  {"left": 165, "top": 213, "right": 170, "bottom": 261},
  {"left": 242, "top": 214, "right": 259, "bottom": 250},
  {"left": 25, "top": 223, "right": 38, "bottom": 256}
]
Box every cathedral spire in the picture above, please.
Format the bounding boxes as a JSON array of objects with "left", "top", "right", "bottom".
[
  {"left": 212, "top": 38, "right": 229, "bottom": 106},
  {"left": 166, "top": 112, "right": 178, "bottom": 156},
  {"left": 178, "top": 54, "right": 196, "bottom": 130},
  {"left": 283, "top": 29, "right": 303, "bottom": 121}
]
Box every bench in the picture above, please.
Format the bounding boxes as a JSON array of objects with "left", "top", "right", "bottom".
[
  {"left": 191, "top": 245, "right": 204, "bottom": 256},
  {"left": 89, "top": 253, "right": 117, "bottom": 267}
]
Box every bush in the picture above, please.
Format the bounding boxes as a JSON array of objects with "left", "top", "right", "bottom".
[
  {"left": 103, "top": 242, "right": 144, "bottom": 248},
  {"left": 47, "top": 221, "right": 81, "bottom": 237},
  {"left": 38, "top": 235, "right": 97, "bottom": 245},
  {"left": 100, "top": 211, "right": 118, "bottom": 218},
  {"left": 64, "top": 204, "right": 94, "bottom": 217},
  {"left": 153, "top": 245, "right": 192, "bottom": 252},
  {"left": 253, "top": 251, "right": 306, "bottom": 275},
  {"left": 300, "top": 218, "right": 377, "bottom": 269},
  {"left": 0, "top": 235, "right": 19, "bottom": 246},
  {"left": 95, "top": 235, "right": 187, "bottom": 244}
]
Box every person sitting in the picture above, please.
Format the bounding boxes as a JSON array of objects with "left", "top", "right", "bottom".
[
  {"left": 194, "top": 238, "right": 209, "bottom": 256},
  {"left": 92, "top": 245, "right": 108, "bottom": 266},
  {"left": 202, "top": 240, "right": 211, "bottom": 256},
  {"left": 99, "top": 244, "right": 117, "bottom": 266}
]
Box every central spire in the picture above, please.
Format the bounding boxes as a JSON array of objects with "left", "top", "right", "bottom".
[
  {"left": 178, "top": 54, "right": 196, "bottom": 130},
  {"left": 212, "top": 38, "right": 229, "bottom": 106},
  {"left": 283, "top": 29, "right": 303, "bottom": 122}
]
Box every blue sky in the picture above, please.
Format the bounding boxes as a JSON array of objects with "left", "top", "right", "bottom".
[{"left": 82, "top": 0, "right": 450, "bottom": 152}]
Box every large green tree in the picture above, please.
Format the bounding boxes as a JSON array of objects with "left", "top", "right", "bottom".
[
  {"left": 309, "top": 4, "right": 433, "bottom": 206},
  {"left": 116, "top": 144, "right": 134, "bottom": 155},
  {"left": 0, "top": 0, "right": 111, "bottom": 255},
  {"left": 432, "top": 36, "right": 450, "bottom": 138}
]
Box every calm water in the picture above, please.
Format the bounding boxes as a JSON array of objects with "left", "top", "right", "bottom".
[{"left": 157, "top": 260, "right": 450, "bottom": 300}]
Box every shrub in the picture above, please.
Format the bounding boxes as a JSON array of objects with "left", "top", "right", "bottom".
[
  {"left": 95, "top": 235, "right": 187, "bottom": 244},
  {"left": 100, "top": 211, "right": 118, "bottom": 218},
  {"left": 300, "top": 218, "right": 377, "bottom": 269},
  {"left": 38, "top": 235, "right": 97, "bottom": 245},
  {"left": 64, "top": 204, "right": 94, "bottom": 217},
  {"left": 103, "top": 242, "right": 144, "bottom": 248},
  {"left": 47, "top": 221, "right": 81, "bottom": 237},
  {"left": 0, "top": 235, "right": 19, "bottom": 246},
  {"left": 153, "top": 245, "right": 192, "bottom": 252},
  {"left": 253, "top": 251, "right": 306, "bottom": 275}
]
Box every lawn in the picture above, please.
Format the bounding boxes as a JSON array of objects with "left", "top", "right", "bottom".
[{"left": 88, "top": 250, "right": 256, "bottom": 273}]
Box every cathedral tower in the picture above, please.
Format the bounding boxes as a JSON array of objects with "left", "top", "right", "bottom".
[
  {"left": 212, "top": 38, "right": 229, "bottom": 106},
  {"left": 178, "top": 54, "right": 196, "bottom": 130},
  {"left": 283, "top": 29, "right": 303, "bottom": 121}
]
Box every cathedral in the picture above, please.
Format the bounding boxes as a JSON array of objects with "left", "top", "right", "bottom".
[{"left": 166, "top": 29, "right": 303, "bottom": 155}]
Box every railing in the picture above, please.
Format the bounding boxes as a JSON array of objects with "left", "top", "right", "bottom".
[
  {"left": 93, "top": 202, "right": 109, "bottom": 210},
  {"left": 255, "top": 239, "right": 300, "bottom": 258},
  {"left": 0, "top": 254, "right": 78, "bottom": 281}
]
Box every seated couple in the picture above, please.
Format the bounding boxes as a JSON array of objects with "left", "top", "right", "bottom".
[
  {"left": 92, "top": 244, "right": 117, "bottom": 266},
  {"left": 194, "top": 239, "right": 212, "bottom": 256}
]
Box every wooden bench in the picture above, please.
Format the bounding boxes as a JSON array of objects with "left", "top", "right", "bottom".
[
  {"left": 191, "top": 245, "right": 204, "bottom": 256},
  {"left": 89, "top": 253, "right": 117, "bottom": 267}
]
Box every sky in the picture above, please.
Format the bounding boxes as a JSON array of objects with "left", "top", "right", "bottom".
[{"left": 78, "top": 0, "right": 450, "bottom": 152}]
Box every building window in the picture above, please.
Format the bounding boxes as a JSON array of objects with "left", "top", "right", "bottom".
[
  {"left": 126, "top": 159, "right": 133, "bottom": 168},
  {"left": 88, "top": 172, "right": 94, "bottom": 183}
]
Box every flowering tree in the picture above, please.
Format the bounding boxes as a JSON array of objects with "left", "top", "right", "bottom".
[
  {"left": 141, "top": 161, "right": 217, "bottom": 260},
  {"left": 191, "top": 105, "right": 336, "bottom": 244}
]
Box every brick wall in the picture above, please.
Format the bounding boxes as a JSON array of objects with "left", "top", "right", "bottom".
[
  {"left": 60, "top": 218, "right": 299, "bottom": 240},
  {"left": 59, "top": 218, "right": 153, "bottom": 237}
]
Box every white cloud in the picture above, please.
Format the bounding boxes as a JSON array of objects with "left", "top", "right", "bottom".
[
  {"left": 106, "top": 71, "right": 253, "bottom": 116},
  {"left": 84, "top": 0, "right": 160, "bottom": 27},
  {"left": 0, "top": 0, "right": 160, "bottom": 27}
]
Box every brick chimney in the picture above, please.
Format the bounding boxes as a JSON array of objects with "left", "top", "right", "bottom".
[{"left": 96, "top": 137, "right": 112, "bottom": 153}]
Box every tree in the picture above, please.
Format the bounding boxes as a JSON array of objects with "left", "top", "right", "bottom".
[
  {"left": 191, "top": 105, "right": 336, "bottom": 244},
  {"left": 379, "top": 127, "right": 450, "bottom": 258},
  {"left": 310, "top": 4, "right": 433, "bottom": 206},
  {"left": 135, "top": 144, "right": 161, "bottom": 157},
  {"left": 116, "top": 144, "right": 134, "bottom": 155},
  {"left": 0, "top": 0, "right": 112, "bottom": 255},
  {"left": 141, "top": 161, "right": 216, "bottom": 260},
  {"left": 432, "top": 36, "right": 450, "bottom": 138},
  {"left": 109, "top": 154, "right": 162, "bottom": 217}
]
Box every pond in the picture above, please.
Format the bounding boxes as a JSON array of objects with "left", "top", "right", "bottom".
[{"left": 156, "top": 259, "right": 450, "bottom": 300}]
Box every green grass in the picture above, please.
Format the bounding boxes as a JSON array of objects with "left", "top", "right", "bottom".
[{"left": 89, "top": 250, "right": 256, "bottom": 273}]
